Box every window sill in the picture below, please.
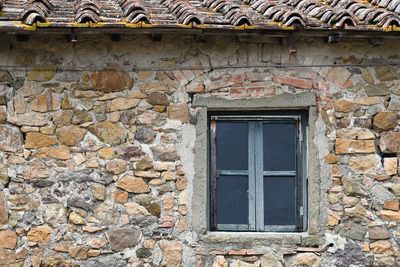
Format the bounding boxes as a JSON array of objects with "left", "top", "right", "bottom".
[{"left": 200, "top": 231, "right": 311, "bottom": 246}]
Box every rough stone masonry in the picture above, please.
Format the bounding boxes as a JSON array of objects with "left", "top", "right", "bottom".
[{"left": 0, "top": 34, "right": 400, "bottom": 266}]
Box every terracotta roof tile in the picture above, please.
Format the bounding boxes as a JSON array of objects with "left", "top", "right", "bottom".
[{"left": 1, "top": 0, "right": 400, "bottom": 31}]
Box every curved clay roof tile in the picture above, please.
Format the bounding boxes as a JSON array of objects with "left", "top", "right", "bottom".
[
  {"left": 119, "top": 0, "right": 150, "bottom": 23},
  {"left": 74, "top": 0, "right": 101, "bottom": 23},
  {"left": 281, "top": 11, "right": 307, "bottom": 26},
  {"left": 160, "top": 0, "right": 203, "bottom": 25},
  {"left": 374, "top": 11, "right": 400, "bottom": 26},
  {"left": 387, "top": 0, "right": 400, "bottom": 11},
  {"left": 76, "top": 10, "right": 100, "bottom": 23},
  {"left": 20, "top": 0, "right": 53, "bottom": 25},
  {"left": 202, "top": 0, "right": 251, "bottom": 25}
]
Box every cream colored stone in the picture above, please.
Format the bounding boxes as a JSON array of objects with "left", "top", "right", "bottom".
[
  {"left": 143, "top": 239, "right": 156, "bottom": 249},
  {"left": 56, "top": 126, "right": 87, "bottom": 146},
  {"left": 336, "top": 129, "right": 375, "bottom": 140},
  {"left": 291, "top": 253, "right": 321, "bottom": 267},
  {"left": 162, "top": 171, "right": 175, "bottom": 180},
  {"left": 68, "top": 245, "right": 90, "bottom": 260},
  {"left": 160, "top": 240, "right": 182, "bottom": 266},
  {"left": 335, "top": 138, "right": 375, "bottom": 154},
  {"left": 89, "top": 121, "right": 127, "bottom": 145},
  {"left": 0, "top": 106, "right": 6, "bottom": 123},
  {"left": 116, "top": 175, "right": 150, "bottom": 193},
  {"left": 163, "top": 195, "right": 174, "bottom": 210},
  {"left": 154, "top": 162, "right": 175, "bottom": 171},
  {"left": 27, "top": 226, "right": 52, "bottom": 242},
  {"left": 383, "top": 199, "right": 400, "bottom": 211},
  {"left": 0, "top": 230, "right": 17, "bottom": 249},
  {"left": 86, "top": 160, "right": 99, "bottom": 168},
  {"left": 260, "top": 253, "right": 283, "bottom": 267},
  {"left": 353, "top": 97, "right": 381, "bottom": 105},
  {"left": 106, "top": 159, "right": 127, "bottom": 174},
  {"left": 99, "top": 147, "right": 114, "bottom": 159},
  {"left": 21, "top": 126, "right": 39, "bottom": 132},
  {"left": 114, "top": 191, "right": 128, "bottom": 204},
  {"left": 14, "top": 94, "right": 26, "bottom": 114},
  {"left": 334, "top": 99, "right": 358, "bottom": 112},
  {"left": 82, "top": 226, "right": 102, "bottom": 233},
  {"left": 8, "top": 112, "right": 49, "bottom": 126},
  {"left": 370, "top": 240, "right": 393, "bottom": 254},
  {"left": 373, "top": 112, "right": 398, "bottom": 131},
  {"left": 168, "top": 103, "right": 189, "bottom": 123},
  {"left": 212, "top": 256, "right": 228, "bottom": 267},
  {"left": 40, "top": 125, "right": 56, "bottom": 135},
  {"left": 35, "top": 146, "right": 71, "bottom": 160},
  {"left": 91, "top": 183, "right": 106, "bottom": 201},
  {"left": 107, "top": 98, "right": 140, "bottom": 112},
  {"left": 73, "top": 153, "right": 86, "bottom": 166},
  {"left": 349, "top": 155, "right": 379, "bottom": 173},
  {"left": 384, "top": 158, "right": 398, "bottom": 176},
  {"left": 324, "top": 154, "right": 339, "bottom": 164},
  {"left": 134, "top": 170, "right": 160, "bottom": 179},
  {"left": 124, "top": 202, "right": 150, "bottom": 216},
  {"left": 25, "top": 132, "right": 57, "bottom": 148},
  {"left": 379, "top": 210, "right": 400, "bottom": 221},
  {"left": 179, "top": 190, "right": 187, "bottom": 205},
  {"left": 69, "top": 212, "right": 85, "bottom": 225}
]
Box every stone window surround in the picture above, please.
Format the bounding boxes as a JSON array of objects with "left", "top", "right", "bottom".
[{"left": 191, "top": 91, "right": 325, "bottom": 246}]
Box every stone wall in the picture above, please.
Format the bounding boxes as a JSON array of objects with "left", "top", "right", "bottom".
[{"left": 0, "top": 34, "right": 399, "bottom": 266}]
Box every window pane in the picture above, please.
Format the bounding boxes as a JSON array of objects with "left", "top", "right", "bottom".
[
  {"left": 216, "top": 175, "right": 248, "bottom": 225},
  {"left": 263, "top": 123, "right": 296, "bottom": 171},
  {"left": 264, "top": 176, "right": 296, "bottom": 225},
  {"left": 216, "top": 121, "right": 248, "bottom": 170}
]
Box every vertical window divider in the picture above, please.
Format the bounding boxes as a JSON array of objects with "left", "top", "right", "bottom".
[
  {"left": 248, "top": 122, "right": 256, "bottom": 231},
  {"left": 254, "top": 122, "right": 264, "bottom": 231},
  {"left": 295, "top": 118, "right": 303, "bottom": 232},
  {"left": 210, "top": 119, "right": 217, "bottom": 231}
]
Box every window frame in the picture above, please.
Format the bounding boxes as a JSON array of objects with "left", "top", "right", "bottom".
[
  {"left": 208, "top": 112, "right": 308, "bottom": 233},
  {"left": 191, "top": 92, "right": 325, "bottom": 246}
]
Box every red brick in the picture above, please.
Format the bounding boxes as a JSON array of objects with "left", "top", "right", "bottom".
[
  {"left": 186, "top": 83, "right": 205, "bottom": 93},
  {"left": 225, "top": 74, "right": 246, "bottom": 84},
  {"left": 230, "top": 87, "right": 248, "bottom": 96},
  {"left": 272, "top": 76, "right": 314, "bottom": 89},
  {"left": 158, "top": 216, "right": 176, "bottom": 228}
]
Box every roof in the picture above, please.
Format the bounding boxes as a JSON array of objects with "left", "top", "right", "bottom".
[{"left": 0, "top": 0, "right": 400, "bottom": 33}]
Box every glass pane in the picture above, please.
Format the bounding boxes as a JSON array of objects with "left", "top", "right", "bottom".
[
  {"left": 216, "top": 121, "right": 248, "bottom": 170},
  {"left": 263, "top": 122, "right": 296, "bottom": 171},
  {"left": 216, "top": 175, "right": 248, "bottom": 225},
  {"left": 264, "top": 176, "right": 296, "bottom": 225}
]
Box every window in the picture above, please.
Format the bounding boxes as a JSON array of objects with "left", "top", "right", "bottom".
[{"left": 209, "top": 111, "right": 307, "bottom": 232}]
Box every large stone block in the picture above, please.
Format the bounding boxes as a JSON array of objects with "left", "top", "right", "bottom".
[
  {"left": 7, "top": 112, "right": 49, "bottom": 127},
  {"left": 27, "top": 226, "right": 52, "bottom": 242},
  {"left": 89, "top": 121, "right": 127, "bottom": 145},
  {"left": 147, "top": 92, "right": 169, "bottom": 106},
  {"left": 25, "top": 132, "right": 57, "bottom": 148},
  {"left": 335, "top": 138, "right": 375, "bottom": 154},
  {"left": 105, "top": 227, "right": 141, "bottom": 251},
  {"left": 91, "top": 70, "right": 133, "bottom": 92},
  {"left": 27, "top": 68, "right": 56, "bottom": 82},
  {"left": 160, "top": 240, "right": 182, "bottom": 266},
  {"left": 168, "top": 103, "right": 189, "bottom": 123},
  {"left": 116, "top": 175, "right": 150, "bottom": 193},
  {"left": 0, "top": 230, "right": 16, "bottom": 249},
  {"left": 56, "top": 126, "right": 87, "bottom": 146},
  {"left": 0, "top": 125, "right": 23, "bottom": 152},
  {"left": 107, "top": 98, "right": 140, "bottom": 112},
  {"left": 0, "top": 192, "right": 8, "bottom": 224},
  {"left": 380, "top": 132, "right": 400, "bottom": 153},
  {"left": 334, "top": 99, "right": 359, "bottom": 113},
  {"left": 373, "top": 112, "right": 397, "bottom": 131}
]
